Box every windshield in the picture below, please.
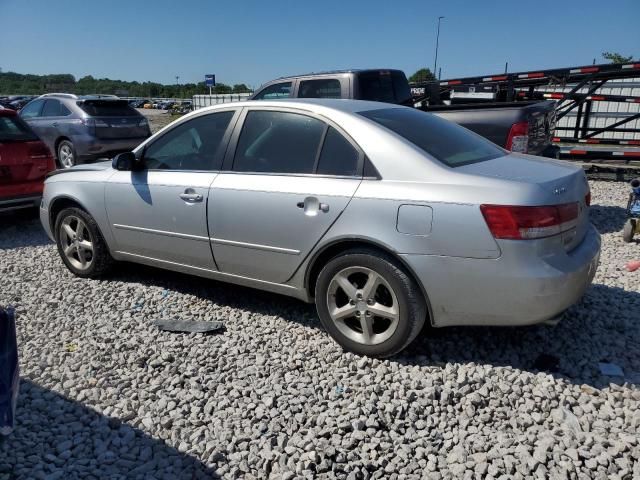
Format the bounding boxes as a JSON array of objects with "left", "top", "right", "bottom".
[
  {"left": 78, "top": 100, "right": 140, "bottom": 117},
  {"left": 0, "top": 115, "right": 39, "bottom": 142},
  {"left": 359, "top": 107, "right": 505, "bottom": 167}
]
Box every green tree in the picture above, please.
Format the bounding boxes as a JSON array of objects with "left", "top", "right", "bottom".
[
  {"left": 602, "top": 51, "right": 634, "bottom": 64},
  {"left": 408, "top": 68, "right": 436, "bottom": 84},
  {"left": 232, "top": 83, "right": 251, "bottom": 93}
]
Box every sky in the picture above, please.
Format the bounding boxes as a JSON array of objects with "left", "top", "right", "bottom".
[{"left": 0, "top": 0, "right": 638, "bottom": 88}]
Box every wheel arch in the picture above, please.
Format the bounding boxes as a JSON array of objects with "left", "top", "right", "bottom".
[
  {"left": 48, "top": 195, "right": 92, "bottom": 235},
  {"left": 304, "top": 238, "right": 433, "bottom": 326}
]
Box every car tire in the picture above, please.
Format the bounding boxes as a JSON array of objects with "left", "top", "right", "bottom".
[
  {"left": 315, "top": 248, "right": 426, "bottom": 358},
  {"left": 57, "top": 140, "right": 76, "bottom": 169},
  {"left": 54, "top": 207, "right": 113, "bottom": 278},
  {"left": 622, "top": 218, "right": 636, "bottom": 243}
]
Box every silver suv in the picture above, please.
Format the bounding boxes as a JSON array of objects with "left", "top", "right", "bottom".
[{"left": 20, "top": 93, "right": 151, "bottom": 168}]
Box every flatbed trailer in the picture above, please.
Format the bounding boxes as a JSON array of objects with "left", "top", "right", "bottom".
[{"left": 411, "top": 61, "right": 640, "bottom": 165}]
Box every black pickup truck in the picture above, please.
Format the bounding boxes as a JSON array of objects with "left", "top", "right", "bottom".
[{"left": 250, "top": 69, "right": 557, "bottom": 157}]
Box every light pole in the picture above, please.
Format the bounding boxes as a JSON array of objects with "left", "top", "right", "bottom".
[{"left": 433, "top": 16, "right": 444, "bottom": 79}]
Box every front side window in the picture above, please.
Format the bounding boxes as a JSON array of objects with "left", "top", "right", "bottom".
[
  {"left": 253, "top": 82, "right": 292, "bottom": 100},
  {"left": 42, "top": 100, "right": 71, "bottom": 117},
  {"left": 360, "top": 107, "right": 504, "bottom": 167},
  {"left": 298, "top": 79, "right": 342, "bottom": 99},
  {"left": 19, "top": 99, "right": 45, "bottom": 119},
  {"left": 233, "top": 111, "right": 325, "bottom": 174},
  {"left": 143, "top": 111, "right": 235, "bottom": 170}
]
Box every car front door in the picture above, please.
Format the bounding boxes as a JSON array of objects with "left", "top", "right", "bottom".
[
  {"left": 104, "top": 109, "right": 238, "bottom": 270},
  {"left": 209, "top": 108, "right": 363, "bottom": 284},
  {"left": 19, "top": 99, "right": 49, "bottom": 147}
]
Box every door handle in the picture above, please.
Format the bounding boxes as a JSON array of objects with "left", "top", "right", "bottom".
[
  {"left": 52, "top": 122, "right": 59, "bottom": 127},
  {"left": 179, "top": 188, "right": 203, "bottom": 202},
  {"left": 296, "top": 198, "right": 329, "bottom": 214}
]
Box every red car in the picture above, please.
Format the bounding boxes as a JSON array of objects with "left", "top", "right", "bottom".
[{"left": 0, "top": 108, "right": 55, "bottom": 213}]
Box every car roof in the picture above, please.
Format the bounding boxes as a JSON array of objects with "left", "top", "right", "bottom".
[
  {"left": 270, "top": 68, "right": 405, "bottom": 81},
  {"left": 194, "top": 98, "right": 406, "bottom": 116}
]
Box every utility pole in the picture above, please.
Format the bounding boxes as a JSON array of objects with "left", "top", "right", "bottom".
[
  {"left": 175, "top": 76, "right": 180, "bottom": 100},
  {"left": 433, "top": 16, "right": 444, "bottom": 77}
]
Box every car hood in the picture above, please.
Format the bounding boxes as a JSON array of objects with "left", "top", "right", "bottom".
[
  {"left": 46, "top": 160, "right": 114, "bottom": 181},
  {"left": 70, "top": 160, "right": 113, "bottom": 171}
]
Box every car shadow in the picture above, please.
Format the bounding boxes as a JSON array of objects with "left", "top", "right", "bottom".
[
  {"left": 106, "top": 263, "right": 638, "bottom": 390},
  {"left": 0, "top": 212, "right": 52, "bottom": 249},
  {"left": 400, "top": 283, "right": 640, "bottom": 389},
  {"left": 0, "top": 379, "right": 219, "bottom": 479},
  {"left": 590, "top": 204, "right": 628, "bottom": 234}
]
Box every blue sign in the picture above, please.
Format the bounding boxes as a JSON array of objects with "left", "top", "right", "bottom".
[{"left": 205, "top": 74, "right": 216, "bottom": 87}]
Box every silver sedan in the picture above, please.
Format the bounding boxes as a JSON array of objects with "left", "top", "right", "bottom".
[{"left": 40, "top": 99, "right": 600, "bottom": 357}]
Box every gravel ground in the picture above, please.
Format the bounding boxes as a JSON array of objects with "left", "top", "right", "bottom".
[{"left": 0, "top": 181, "right": 639, "bottom": 479}]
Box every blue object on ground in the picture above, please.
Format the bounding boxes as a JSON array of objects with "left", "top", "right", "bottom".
[{"left": 0, "top": 306, "right": 19, "bottom": 436}]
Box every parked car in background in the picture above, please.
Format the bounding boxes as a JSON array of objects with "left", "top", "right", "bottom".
[
  {"left": 19, "top": 93, "right": 152, "bottom": 168},
  {"left": 40, "top": 99, "right": 599, "bottom": 357},
  {"left": 143, "top": 101, "right": 154, "bottom": 109},
  {"left": 0, "top": 108, "right": 55, "bottom": 212},
  {"left": 251, "top": 69, "right": 557, "bottom": 157}
]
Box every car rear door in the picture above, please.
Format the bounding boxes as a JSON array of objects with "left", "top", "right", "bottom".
[
  {"left": 104, "top": 109, "right": 239, "bottom": 269},
  {"left": 209, "top": 107, "right": 363, "bottom": 284}
]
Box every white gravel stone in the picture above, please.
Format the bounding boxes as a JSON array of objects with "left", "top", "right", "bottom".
[{"left": 0, "top": 180, "right": 638, "bottom": 479}]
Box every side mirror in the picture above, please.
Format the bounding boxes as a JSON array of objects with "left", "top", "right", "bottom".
[{"left": 112, "top": 151, "right": 137, "bottom": 171}]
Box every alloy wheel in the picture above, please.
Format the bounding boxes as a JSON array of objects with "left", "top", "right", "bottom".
[
  {"left": 326, "top": 266, "right": 400, "bottom": 346},
  {"left": 59, "top": 216, "right": 94, "bottom": 271},
  {"left": 59, "top": 144, "right": 75, "bottom": 168}
]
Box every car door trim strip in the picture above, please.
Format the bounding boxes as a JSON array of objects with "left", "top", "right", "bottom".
[
  {"left": 210, "top": 237, "right": 300, "bottom": 255},
  {"left": 113, "top": 223, "right": 210, "bottom": 242}
]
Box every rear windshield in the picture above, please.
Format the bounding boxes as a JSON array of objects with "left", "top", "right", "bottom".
[
  {"left": 0, "top": 115, "right": 39, "bottom": 142},
  {"left": 360, "top": 108, "right": 504, "bottom": 167},
  {"left": 78, "top": 100, "right": 140, "bottom": 117},
  {"left": 358, "top": 71, "right": 412, "bottom": 105}
]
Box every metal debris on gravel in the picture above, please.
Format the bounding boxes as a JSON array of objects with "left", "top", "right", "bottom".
[{"left": 0, "top": 181, "right": 638, "bottom": 479}]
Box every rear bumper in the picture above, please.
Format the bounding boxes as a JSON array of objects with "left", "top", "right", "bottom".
[
  {"left": 402, "top": 224, "right": 601, "bottom": 327},
  {"left": 75, "top": 136, "right": 149, "bottom": 162},
  {"left": 0, "top": 194, "right": 41, "bottom": 213}
]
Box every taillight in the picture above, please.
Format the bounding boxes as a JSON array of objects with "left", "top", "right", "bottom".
[
  {"left": 480, "top": 203, "right": 579, "bottom": 240},
  {"left": 506, "top": 121, "right": 529, "bottom": 153}
]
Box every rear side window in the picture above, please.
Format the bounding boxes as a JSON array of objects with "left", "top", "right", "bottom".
[
  {"left": 360, "top": 108, "right": 504, "bottom": 167},
  {"left": 233, "top": 111, "right": 325, "bottom": 174},
  {"left": 79, "top": 100, "right": 139, "bottom": 117},
  {"left": 358, "top": 72, "right": 396, "bottom": 103},
  {"left": 42, "top": 100, "right": 72, "bottom": 117},
  {"left": 316, "top": 127, "right": 359, "bottom": 176},
  {"left": 253, "top": 82, "right": 292, "bottom": 100},
  {"left": 0, "top": 115, "right": 39, "bottom": 142},
  {"left": 358, "top": 71, "right": 412, "bottom": 105},
  {"left": 298, "top": 79, "right": 342, "bottom": 99}
]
